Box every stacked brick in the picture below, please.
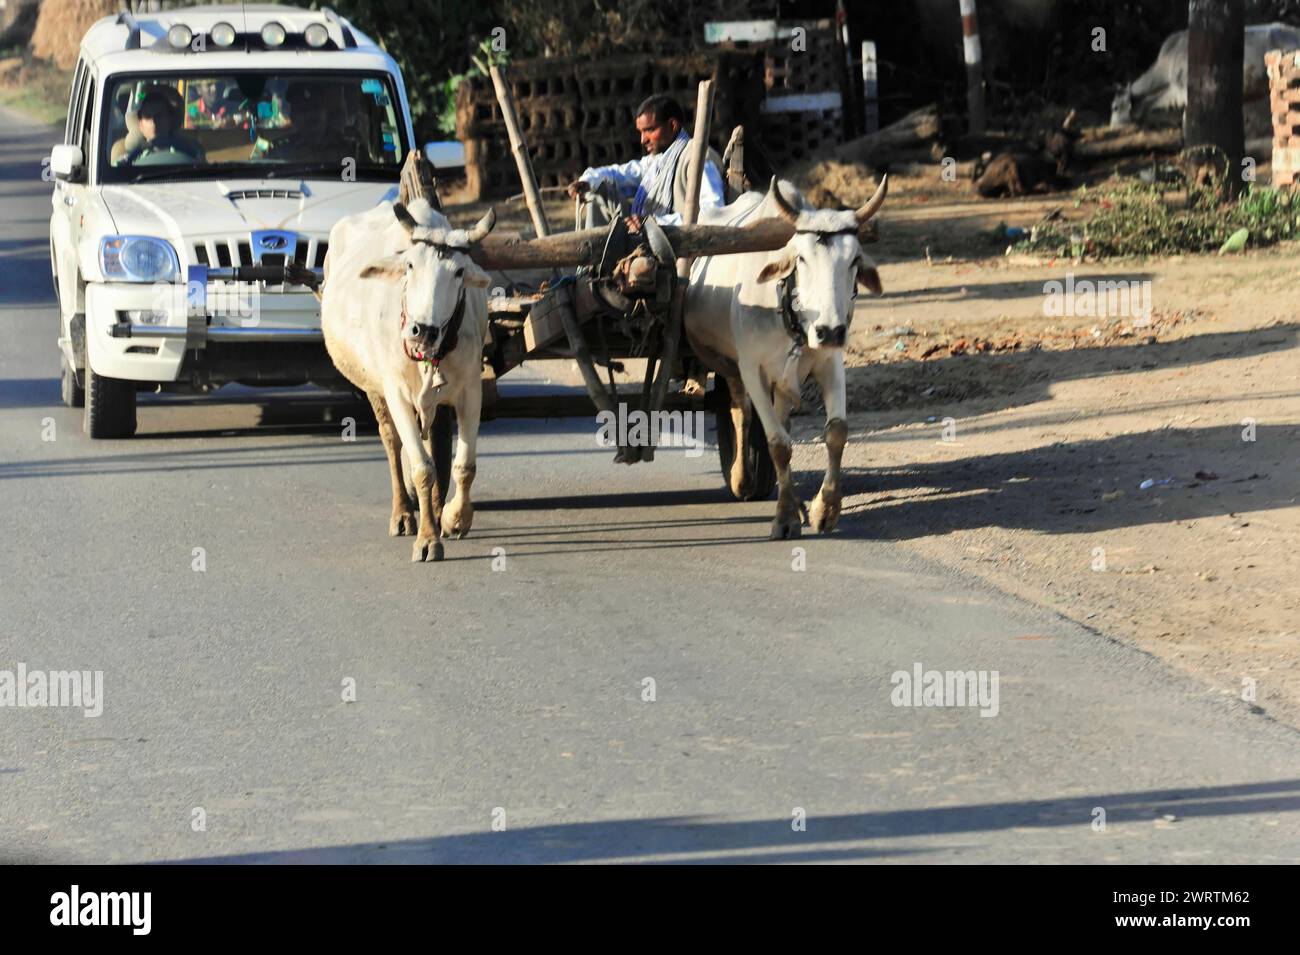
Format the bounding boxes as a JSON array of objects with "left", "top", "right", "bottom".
[
  {"left": 457, "top": 51, "right": 763, "bottom": 200},
  {"left": 1266, "top": 48, "right": 1300, "bottom": 188},
  {"left": 718, "top": 19, "right": 848, "bottom": 168}
]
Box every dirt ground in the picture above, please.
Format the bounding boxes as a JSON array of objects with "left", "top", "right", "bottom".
[
  {"left": 810, "top": 176, "right": 1300, "bottom": 729},
  {"left": 448, "top": 173, "right": 1300, "bottom": 729}
]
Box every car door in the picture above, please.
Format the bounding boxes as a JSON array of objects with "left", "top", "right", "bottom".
[{"left": 51, "top": 58, "right": 88, "bottom": 329}]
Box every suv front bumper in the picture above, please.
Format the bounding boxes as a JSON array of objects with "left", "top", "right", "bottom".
[{"left": 86, "top": 265, "right": 327, "bottom": 383}]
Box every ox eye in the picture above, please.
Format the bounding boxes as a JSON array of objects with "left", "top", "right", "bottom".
[{"left": 455, "top": 267, "right": 464, "bottom": 278}]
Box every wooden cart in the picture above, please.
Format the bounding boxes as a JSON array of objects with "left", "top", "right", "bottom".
[{"left": 407, "top": 76, "right": 794, "bottom": 501}]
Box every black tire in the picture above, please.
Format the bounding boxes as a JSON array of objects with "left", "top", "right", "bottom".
[
  {"left": 714, "top": 376, "right": 776, "bottom": 501},
  {"left": 60, "top": 353, "right": 84, "bottom": 408},
  {"left": 432, "top": 404, "right": 453, "bottom": 504},
  {"left": 83, "top": 364, "right": 137, "bottom": 438}
]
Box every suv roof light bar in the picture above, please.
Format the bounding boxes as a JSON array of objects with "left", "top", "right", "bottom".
[
  {"left": 321, "top": 7, "right": 357, "bottom": 49},
  {"left": 117, "top": 9, "right": 142, "bottom": 51}
]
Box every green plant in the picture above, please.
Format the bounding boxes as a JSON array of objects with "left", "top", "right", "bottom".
[{"left": 1018, "top": 180, "right": 1300, "bottom": 258}]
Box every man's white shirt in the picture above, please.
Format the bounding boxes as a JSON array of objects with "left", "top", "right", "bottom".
[{"left": 578, "top": 130, "right": 725, "bottom": 226}]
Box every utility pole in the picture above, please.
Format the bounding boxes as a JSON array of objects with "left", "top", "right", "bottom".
[{"left": 959, "top": 0, "right": 985, "bottom": 136}]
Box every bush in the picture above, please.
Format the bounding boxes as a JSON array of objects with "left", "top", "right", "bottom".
[{"left": 1017, "top": 181, "right": 1300, "bottom": 258}]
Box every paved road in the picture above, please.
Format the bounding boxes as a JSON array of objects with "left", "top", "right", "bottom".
[{"left": 2, "top": 106, "right": 1297, "bottom": 864}]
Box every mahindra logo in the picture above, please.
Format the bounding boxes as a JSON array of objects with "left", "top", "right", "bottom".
[{"left": 259, "top": 235, "right": 287, "bottom": 251}]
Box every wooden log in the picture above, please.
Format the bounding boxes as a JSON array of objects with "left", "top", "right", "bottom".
[
  {"left": 1075, "top": 127, "right": 1183, "bottom": 159},
  {"left": 471, "top": 218, "right": 795, "bottom": 272},
  {"left": 831, "top": 104, "right": 941, "bottom": 164},
  {"left": 489, "top": 63, "right": 551, "bottom": 238}
]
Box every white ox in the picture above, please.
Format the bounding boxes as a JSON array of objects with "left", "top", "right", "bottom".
[
  {"left": 685, "top": 177, "right": 886, "bottom": 540},
  {"left": 321, "top": 198, "right": 495, "bottom": 562},
  {"left": 1111, "top": 21, "right": 1300, "bottom": 127}
]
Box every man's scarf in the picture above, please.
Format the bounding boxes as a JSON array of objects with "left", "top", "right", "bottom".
[{"left": 631, "top": 130, "right": 689, "bottom": 219}]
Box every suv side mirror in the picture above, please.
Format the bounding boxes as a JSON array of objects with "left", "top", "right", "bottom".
[
  {"left": 51, "top": 144, "right": 85, "bottom": 182},
  {"left": 423, "top": 141, "right": 465, "bottom": 171}
]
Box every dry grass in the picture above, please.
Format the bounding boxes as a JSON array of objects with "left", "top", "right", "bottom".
[
  {"left": 31, "top": 0, "right": 115, "bottom": 71},
  {"left": 0, "top": 55, "right": 71, "bottom": 126}
]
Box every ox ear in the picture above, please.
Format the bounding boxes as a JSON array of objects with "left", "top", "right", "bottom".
[
  {"left": 359, "top": 255, "right": 407, "bottom": 281},
  {"left": 856, "top": 256, "right": 883, "bottom": 295},
  {"left": 756, "top": 253, "right": 796, "bottom": 284}
]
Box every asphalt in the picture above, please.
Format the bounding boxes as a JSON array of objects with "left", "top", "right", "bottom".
[{"left": 1, "top": 106, "right": 1297, "bottom": 864}]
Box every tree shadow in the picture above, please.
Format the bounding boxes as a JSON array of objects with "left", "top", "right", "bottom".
[
  {"left": 816, "top": 422, "right": 1290, "bottom": 541},
  {"left": 157, "top": 778, "right": 1300, "bottom": 864},
  {"left": 842, "top": 322, "right": 1298, "bottom": 415},
  {"left": 885, "top": 270, "right": 1154, "bottom": 305}
]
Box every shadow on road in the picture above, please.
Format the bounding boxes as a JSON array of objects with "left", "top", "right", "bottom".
[
  {"left": 157, "top": 777, "right": 1300, "bottom": 864},
  {"left": 816, "top": 423, "right": 1291, "bottom": 541}
]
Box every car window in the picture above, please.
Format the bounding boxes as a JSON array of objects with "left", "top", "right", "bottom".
[
  {"left": 65, "top": 60, "right": 86, "bottom": 146},
  {"left": 99, "top": 70, "right": 407, "bottom": 183},
  {"left": 77, "top": 77, "right": 96, "bottom": 155}
]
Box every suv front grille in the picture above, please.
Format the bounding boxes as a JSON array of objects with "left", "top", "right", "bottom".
[{"left": 192, "top": 238, "right": 328, "bottom": 270}]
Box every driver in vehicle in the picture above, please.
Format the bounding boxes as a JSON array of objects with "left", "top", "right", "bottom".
[
  {"left": 119, "top": 88, "right": 205, "bottom": 165},
  {"left": 255, "top": 82, "right": 364, "bottom": 162}
]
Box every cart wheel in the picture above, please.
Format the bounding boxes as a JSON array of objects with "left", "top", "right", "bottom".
[
  {"left": 432, "top": 404, "right": 453, "bottom": 505},
  {"left": 714, "top": 377, "right": 776, "bottom": 501}
]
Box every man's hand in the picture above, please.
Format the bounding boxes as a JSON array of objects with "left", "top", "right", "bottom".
[
  {"left": 625, "top": 213, "right": 643, "bottom": 233},
  {"left": 566, "top": 179, "right": 590, "bottom": 200}
]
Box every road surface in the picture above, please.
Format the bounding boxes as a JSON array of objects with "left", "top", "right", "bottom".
[{"left": 1, "top": 106, "right": 1297, "bottom": 863}]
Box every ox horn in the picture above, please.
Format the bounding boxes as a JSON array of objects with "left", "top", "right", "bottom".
[
  {"left": 855, "top": 174, "right": 888, "bottom": 227},
  {"left": 464, "top": 207, "right": 497, "bottom": 245},
  {"left": 392, "top": 202, "right": 418, "bottom": 235},
  {"left": 769, "top": 176, "right": 799, "bottom": 224}
]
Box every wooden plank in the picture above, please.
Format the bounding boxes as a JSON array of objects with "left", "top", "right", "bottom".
[
  {"left": 704, "top": 20, "right": 782, "bottom": 44},
  {"left": 862, "top": 40, "right": 879, "bottom": 133}
]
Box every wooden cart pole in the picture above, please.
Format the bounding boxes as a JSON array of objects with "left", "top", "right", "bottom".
[
  {"left": 489, "top": 64, "right": 551, "bottom": 238},
  {"left": 641, "top": 78, "right": 714, "bottom": 462}
]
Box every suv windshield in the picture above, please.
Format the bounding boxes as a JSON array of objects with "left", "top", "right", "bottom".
[{"left": 99, "top": 71, "right": 406, "bottom": 183}]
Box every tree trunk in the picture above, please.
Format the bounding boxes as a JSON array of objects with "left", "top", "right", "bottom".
[{"left": 1184, "top": 0, "right": 1245, "bottom": 197}]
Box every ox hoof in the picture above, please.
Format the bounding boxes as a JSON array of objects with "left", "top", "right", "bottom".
[
  {"left": 441, "top": 501, "right": 474, "bottom": 540},
  {"left": 412, "top": 537, "right": 444, "bottom": 562},
  {"left": 390, "top": 511, "right": 418, "bottom": 537},
  {"left": 770, "top": 514, "right": 803, "bottom": 541},
  {"left": 809, "top": 492, "right": 842, "bottom": 534}
]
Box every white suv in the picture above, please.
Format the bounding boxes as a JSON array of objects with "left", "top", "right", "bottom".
[{"left": 49, "top": 5, "right": 418, "bottom": 437}]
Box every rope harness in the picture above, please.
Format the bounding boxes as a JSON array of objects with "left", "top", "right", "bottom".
[{"left": 776, "top": 226, "right": 860, "bottom": 345}]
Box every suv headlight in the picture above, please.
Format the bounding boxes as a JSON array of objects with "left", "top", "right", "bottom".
[{"left": 99, "top": 236, "right": 180, "bottom": 283}]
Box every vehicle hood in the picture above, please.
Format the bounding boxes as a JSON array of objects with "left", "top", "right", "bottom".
[{"left": 98, "top": 178, "right": 398, "bottom": 247}]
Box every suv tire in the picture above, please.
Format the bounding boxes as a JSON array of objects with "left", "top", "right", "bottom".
[{"left": 83, "top": 364, "right": 137, "bottom": 438}]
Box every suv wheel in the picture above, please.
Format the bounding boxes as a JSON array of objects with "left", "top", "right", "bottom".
[
  {"left": 83, "top": 364, "right": 137, "bottom": 438},
  {"left": 60, "top": 353, "right": 84, "bottom": 408}
]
